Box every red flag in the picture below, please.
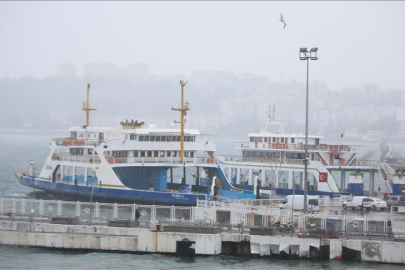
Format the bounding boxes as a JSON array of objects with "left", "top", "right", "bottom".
[{"left": 340, "top": 134, "right": 344, "bottom": 138}]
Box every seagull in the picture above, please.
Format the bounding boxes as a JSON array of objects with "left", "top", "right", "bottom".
[{"left": 277, "top": 11, "right": 286, "bottom": 29}]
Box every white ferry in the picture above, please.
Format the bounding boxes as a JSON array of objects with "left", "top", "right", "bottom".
[
  {"left": 218, "top": 106, "right": 400, "bottom": 197},
  {"left": 15, "top": 83, "right": 261, "bottom": 206}
]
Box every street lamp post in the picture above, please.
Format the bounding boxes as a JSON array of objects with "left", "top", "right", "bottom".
[{"left": 299, "top": 47, "right": 318, "bottom": 214}]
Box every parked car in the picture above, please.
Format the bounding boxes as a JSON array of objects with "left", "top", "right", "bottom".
[
  {"left": 342, "top": 196, "right": 372, "bottom": 210},
  {"left": 369, "top": 197, "right": 387, "bottom": 210},
  {"left": 384, "top": 195, "right": 405, "bottom": 206}
]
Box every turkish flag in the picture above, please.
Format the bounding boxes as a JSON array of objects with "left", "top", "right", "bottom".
[{"left": 319, "top": 172, "right": 328, "bottom": 183}]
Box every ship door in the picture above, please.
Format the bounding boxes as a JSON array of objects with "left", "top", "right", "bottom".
[
  {"left": 99, "top": 132, "right": 104, "bottom": 143},
  {"left": 52, "top": 165, "right": 61, "bottom": 183}
]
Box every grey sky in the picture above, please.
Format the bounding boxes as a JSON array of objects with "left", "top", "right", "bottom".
[{"left": 1, "top": 1, "right": 404, "bottom": 91}]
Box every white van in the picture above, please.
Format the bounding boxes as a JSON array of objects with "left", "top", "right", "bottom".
[
  {"left": 279, "top": 195, "right": 319, "bottom": 211},
  {"left": 342, "top": 196, "right": 371, "bottom": 210}
]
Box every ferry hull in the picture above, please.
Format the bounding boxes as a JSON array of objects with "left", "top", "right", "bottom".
[{"left": 19, "top": 176, "right": 206, "bottom": 206}]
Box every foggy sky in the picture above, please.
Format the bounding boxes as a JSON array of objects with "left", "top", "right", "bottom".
[{"left": 1, "top": 1, "right": 405, "bottom": 91}]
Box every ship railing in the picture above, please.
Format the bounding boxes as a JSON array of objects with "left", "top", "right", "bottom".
[
  {"left": 221, "top": 156, "right": 310, "bottom": 166},
  {"left": 0, "top": 197, "right": 395, "bottom": 236},
  {"left": 51, "top": 154, "right": 101, "bottom": 164},
  {"left": 240, "top": 142, "right": 362, "bottom": 153},
  {"left": 105, "top": 156, "right": 218, "bottom": 165}
]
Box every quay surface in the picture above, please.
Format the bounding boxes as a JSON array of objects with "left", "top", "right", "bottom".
[{"left": 1, "top": 197, "right": 405, "bottom": 264}]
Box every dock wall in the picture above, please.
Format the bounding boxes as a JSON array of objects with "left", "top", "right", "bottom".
[{"left": 0, "top": 220, "right": 404, "bottom": 264}]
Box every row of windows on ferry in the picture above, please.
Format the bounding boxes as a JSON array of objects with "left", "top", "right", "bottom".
[
  {"left": 71, "top": 132, "right": 196, "bottom": 142},
  {"left": 250, "top": 137, "right": 295, "bottom": 143},
  {"left": 243, "top": 151, "right": 306, "bottom": 159},
  {"left": 69, "top": 148, "right": 195, "bottom": 158}
]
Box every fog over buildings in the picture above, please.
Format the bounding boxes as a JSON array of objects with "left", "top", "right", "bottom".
[{"left": 1, "top": 1, "right": 405, "bottom": 142}]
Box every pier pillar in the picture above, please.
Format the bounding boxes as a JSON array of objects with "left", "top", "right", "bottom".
[{"left": 330, "top": 239, "right": 342, "bottom": 260}]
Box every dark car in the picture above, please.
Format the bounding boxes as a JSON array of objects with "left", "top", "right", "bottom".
[{"left": 384, "top": 195, "right": 405, "bottom": 206}]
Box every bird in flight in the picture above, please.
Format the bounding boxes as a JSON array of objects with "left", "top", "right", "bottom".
[{"left": 277, "top": 11, "right": 286, "bottom": 29}]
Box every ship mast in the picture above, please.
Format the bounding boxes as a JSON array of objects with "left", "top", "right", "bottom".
[
  {"left": 82, "top": 84, "right": 97, "bottom": 127},
  {"left": 172, "top": 80, "right": 190, "bottom": 162}
]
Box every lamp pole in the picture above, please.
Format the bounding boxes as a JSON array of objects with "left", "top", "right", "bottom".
[{"left": 299, "top": 47, "right": 318, "bottom": 214}]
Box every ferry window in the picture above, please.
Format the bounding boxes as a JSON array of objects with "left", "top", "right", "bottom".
[
  {"left": 185, "top": 151, "right": 189, "bottom": 157},
  {"left": 150, "top": 136, "right": 155, "bottom": 142},
  {"left": 161, "top": 136, "right": 166, "bottom": 141},
  {"left": 255, "top": 151, "right": 261, "bottom": 157},
  {"left": 272, "top": 138, "right": 276, "bottom": 143},
  {"left": 130, "top": 134, "right": 137, "bottom": 140},
  {"left": 334, "top": 154, "right": 340, "bottom": 159},
  {"left": 299, "top": 153, "right": 305, "bottom": 159},
  {"left": 243, "top": 151, "right": 248, "bottom": 157},
  {"left": 147, "top": 151, "right": 152, "bottom": 157},
  {"left": 140, "top": 151, "right": 145, "bottom": 157},
  {"left": 258, "top": 137, "right": 263, "bottom": 142},
  {"left": 166, "top": 136, "right": 171, "bottom": 142},
  {"left": 156, "top": 136, "right": 160, "bottom": 142},
  {"left": 145, "top": 136, "right": 150, "bottom": 141},
  {"left": 139, "top": 135, "right": 144, "bottom": 141},
  {"left": 172, "top": 151, "right": 177, "bottom": 157},
  {"left": 176, "top": 136, "right": 181, "bottom": 141},
  {"left": 286, "top": 153, "right": 292, "bottom": 158},
  {"left": 160, "top": 151, "right": 164, "bottom": 157},
  {"left": 191, "top": 136, "right": 195, "bottom": 142},
  {"left": 250, "top": 137, "right": 254, "bottom": 142},
  {"left": 291, "top": 138, "right": 295, "bottom": 143},
  {"left": 266, "top": 152, "right": 273, "bottom": 158},
  {"left": 172, "top": 136, "right": 177, "bottom": 141},
  {"left": 281, "top": 138, "right": 285, "bottom": 143},
  {"left": 153, "top": 151, "right": 158, "bottom": 157},
  {"left": 293, "top": 153, "right": 299, "bottom": 159},
  {"left": 190, "top": 152, "right": 194, "bottom": 158},
  {"left": 308, "top": 199, "right": 319, "bottom": 206},
  {"left": 167, "top": 151, "right": 171, "bottom": 157},
  {"left": 186, "top": 136, "right": 190, "bottom": 142},
  {"left": 261, "top": 152, "right": 267, "bottom": 157},
  {"left": 71, "top": 132, "right": 77, "bottom": 139},
  {"left": 88, "top": 149, "right": 92, "bottom": 155},
  {"left": 264, "top": 137, "right": 267, "bottom": 142},
  {"left": 134, "top": 151, "right": 139, "bottom": 157},
  {"left": 273, "top": 152, "right": 280, "bottom": 158}
]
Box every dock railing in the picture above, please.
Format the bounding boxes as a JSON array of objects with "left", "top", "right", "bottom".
[{"left": 0, "top": 197, "right": 399, "bottom": 239}]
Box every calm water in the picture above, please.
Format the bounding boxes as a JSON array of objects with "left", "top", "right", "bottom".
[{"left": 0, "top": 134, "right": 403, "bottom": 269}]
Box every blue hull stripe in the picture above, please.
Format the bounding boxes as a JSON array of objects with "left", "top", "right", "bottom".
[{"left": 20, "top": 176, "right": 206, "bottom": 206}]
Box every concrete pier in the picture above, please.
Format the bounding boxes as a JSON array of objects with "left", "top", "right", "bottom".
[{"left": 1, "top": 220, "right": 405, "bottom": 264}]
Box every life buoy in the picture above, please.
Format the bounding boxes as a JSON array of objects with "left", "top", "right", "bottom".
[
  {"left": 353, "top": 222, "right": 358, "bottom": 228},
  {"left": 84, "top": 208, "right": 90, "bottom": 213},
  {"left": 48, "top": 206, "right": 53, "bottom": 211},
  {"left": 141, "top": 210, "right": 147, "bottom": 216},
  {"left": 263, "top": 144, "right": 266, "bottom": 148},
  {"left": 125, "top": 134, "right": 128, "bottom": 139}
]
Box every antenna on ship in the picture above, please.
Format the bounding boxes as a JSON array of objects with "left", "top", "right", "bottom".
[
  {"left": 172, "top": 80, "right": 190, "bottom": 162},
  {"left": 82, "top": 84, "right": 97, "bottom": 127}
]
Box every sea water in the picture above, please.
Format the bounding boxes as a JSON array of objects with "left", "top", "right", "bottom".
[{"left": 0, "top": 134, "right": 403, "bottom": 269}]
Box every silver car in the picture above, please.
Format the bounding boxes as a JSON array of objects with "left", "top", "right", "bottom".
[{"left": 369, "top": 198, "right": 387, "bottom": 210}]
